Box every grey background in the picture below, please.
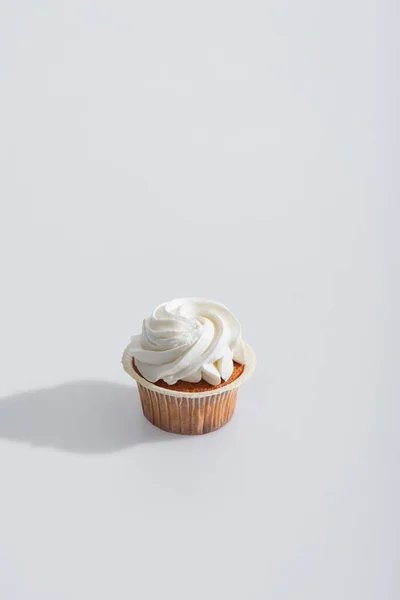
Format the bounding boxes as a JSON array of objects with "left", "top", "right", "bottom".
[{"left": 0, "top": 1, "right": 398, "bottom": 599}]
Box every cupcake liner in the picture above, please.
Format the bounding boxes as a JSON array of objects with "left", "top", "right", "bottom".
[
  {"left": 137, "top": 385, "right": 238, "bottom": 434},
  {"left": 122, "top": 342, "right": 256, "bottom": 435}
]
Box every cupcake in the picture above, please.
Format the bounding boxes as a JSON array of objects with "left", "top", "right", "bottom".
[{"left": 122, "top": 298, "right": 255, "bottom": 435}]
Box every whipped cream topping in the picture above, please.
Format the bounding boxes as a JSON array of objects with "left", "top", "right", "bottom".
[{"left": 127, "top": 298, "right": 246, "bottom": 386}]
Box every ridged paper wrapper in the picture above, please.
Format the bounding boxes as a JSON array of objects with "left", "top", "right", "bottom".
[{"left": 122, "top": 342, "right": 256, "bottom": 435}]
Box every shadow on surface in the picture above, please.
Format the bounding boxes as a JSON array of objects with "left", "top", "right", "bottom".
[{"left": 0, "top": 381, "right": 174, "bottom": 454}]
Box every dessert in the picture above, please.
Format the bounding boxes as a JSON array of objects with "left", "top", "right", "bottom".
[{"left": 122, "top": 298, "right": 255, "bottom": 434}]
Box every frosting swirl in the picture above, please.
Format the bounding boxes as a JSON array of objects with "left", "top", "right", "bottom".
[{"left": 127, "top": 298, "right": 246, "bottom": 385}]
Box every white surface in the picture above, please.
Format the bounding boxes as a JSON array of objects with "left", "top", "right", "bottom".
[{"left": 0, "top": 1, "right": 398, "bottom": 599}]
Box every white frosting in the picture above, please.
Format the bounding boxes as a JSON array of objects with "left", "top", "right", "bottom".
[{"left": 127, "top": 298, "right": 246, "bottom": 386}]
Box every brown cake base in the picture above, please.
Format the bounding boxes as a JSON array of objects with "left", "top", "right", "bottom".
[
  {"left": 131, "top": 358, "right": 245, "bottom": 435},
  {"left": 131, "top": 358, "right": 244, "bottom": 392}
]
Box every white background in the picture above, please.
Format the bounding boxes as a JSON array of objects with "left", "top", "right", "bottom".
[{"left": 0, "top": 1, "right": 398, "bottom": 599}]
